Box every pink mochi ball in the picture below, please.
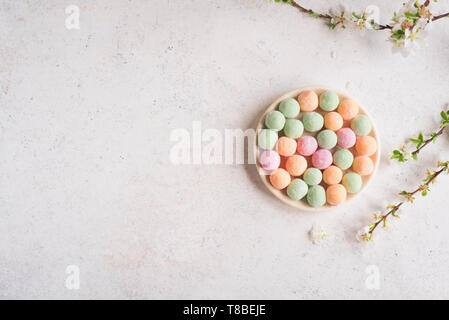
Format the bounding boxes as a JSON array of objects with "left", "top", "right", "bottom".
[
  {"left": 297, "top": 136, "right": 318, "bottom": 156},
  {"left": 312, "top": 149, "right": 333, "bottom": 170},
  {"left": 259, "top": 150, "right": 281, "bottom": 171},
  {"left": 337, "top": 128, "right": 356, "bottom": 148}
]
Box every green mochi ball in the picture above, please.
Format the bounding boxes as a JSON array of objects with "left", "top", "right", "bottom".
[
  {"left": 342, "top": 172, "right": 363, "bottom": 193},
  {"left": 265, "top": 110, "right": 286, "bottom": 131},
  {"left": 320, "top": 91, "right": 339, "bottom": 111},
  {"left": 317, "top": 129, "right": 337, "bottom": 149},
  {"left": 279, "top": 98, "right": 300, "bottom": 118},
  {"left": 258, "top": 129, "right": 278, "bottom": 150},
  {"left": 351, "top": 114, "right": 372, "bottom": 136},
  {"left": 302, "top": 112, "right": 324, "bottom": 132},
  {"left": 284, "top": 119, "right": 304, "bottom": 139},
  {"left": 307, "top": 185, "right": 326, "bottom": 207},
  {"left": 287, "top": 179, "right": 308, "bottom": 200},
  {"left": 333, "top": 148, "right": 354, "bottom": 170},
  {"left": 303, "top": 168, "right": 323, "bottom": 186}
]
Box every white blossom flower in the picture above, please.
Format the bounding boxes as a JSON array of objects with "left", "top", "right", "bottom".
[
  {"left": 390, "top": 40, "right": 413, "bottom": 58},
  {"left": 389, "top": 0, "right": 433, "bottom": 56},
  {"left": 327, "top": 3, "right": 352, "bottom": 29},
  {"left": 351, "top": 14, "right": 368, "bottom": 32},
  {"left": 397, "top": 0, "right": 416, "bottom": 17},
  {"left": 356, "top": 225, "right": 371, "bottom": 242},
  {"left": 309, "top": 224, "right": 329, "bottom": 244},
  {"left": 393, "top": 16, "right": 409, "bottom": 31},
  {"left": 329, "top": 3, "right": 350, "bottom": 19},
  {"left": 416, "top": 17, "right": 432, "bottom": 36},
  {"left": 403, "top": 31, "right": 421, "bottom": 56}
]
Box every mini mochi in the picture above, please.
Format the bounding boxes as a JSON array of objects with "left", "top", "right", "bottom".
[
  {"left": 287, "top": 179, "right": 308, "bottom": 200},
  {"left": 265, "top": 110, "right": 285, "bottom": 131},
  {"left": 297, "top": 136, "right": 318, "bottom": 156},
  {"left": 323, "top": 165, "right": 343, "bottom": 185},
  {"left": 284, "top": 119, "right": 304, "bottom": 139},
  {"left": 279, "top": 98, "right": 300, "bottom": 118},
  {"left": 269, "top": 168, "right": 291, "bottom": 190},
  {"left": 342, "top": 172, "right": 362, "bottom": 193},
  {"left": 324, "top": 111, "right": 343, "bottom": 131},
  {"left": 333, "top": 148, "right": 354, "bottom": 170},
  {"left": 319, "top": 91, "right": 339, "bottom": 111},
  {"left": 285, "top": 155, "right": 308, "bottom": 176},
  {"left": 355, "top": 136, "right": 377, "bottom": 156},
  {"left": 258, "top": 129, "right": 278, "bottom": 150},
  {"left": 351, "top": 114, "right": 372, "bottom": 136},
  {"left": 302, "top": 112, "right": 324, "bottom": 132},
  {"left": 297, "top": 90, "right": 318, "bottom": 112},
  {"left": 337, "top": 99, "right": 359, "bottom": 120},
  {"left": 307, "top": 185, "right": 326, "bottom": 207},
  {"left": 317, "top": 129, "right": 337, "bottom": 149},
  {"left": 312, "top": 149, "right": 333, "bottom": 170},
  {"left": 258, "top": 150, "right": 280, "bottom": 171},
  {"left": 352, "top": 156, "right": 374, "bottom": 176},
  {"left": 303, "top": 168, "right": 323, "bottom": 186},
  {"left": 326, "top": 184, "right": 347, "bottom": 205},
  {"left": 276, "top": 137, "right": 297, "bottom": 157},
  {"left": 337, "top": 128, "right": 356, "bottom": 148}
]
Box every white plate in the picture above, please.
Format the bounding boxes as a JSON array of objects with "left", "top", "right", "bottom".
[{"left": 254, "top": 87, "right": 380, "bottom": 212}]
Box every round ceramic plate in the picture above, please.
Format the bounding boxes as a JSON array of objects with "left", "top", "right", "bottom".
[{"left": 254, "top": 87, "right": 380, "bottom": 211}]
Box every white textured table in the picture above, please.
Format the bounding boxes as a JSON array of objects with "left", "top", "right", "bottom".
[{"left": 1, "top": 0, "right": 449, "bottom": 299}]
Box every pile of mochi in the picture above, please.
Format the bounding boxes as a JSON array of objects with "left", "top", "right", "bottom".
[{"left": 257, "top": 90, "right": 377, "bottom": 208}]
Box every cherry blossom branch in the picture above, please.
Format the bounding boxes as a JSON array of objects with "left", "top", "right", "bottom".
[
  {"left": 357, "top": 161, "right": 449, "bottom": 241},
  {"left": 391, "top": 109, "right": 449, "bottom": 162},
  {"left": 275, "top": 0, "right": 449, "bottom": 56},
  {"left": 289, "top": 0, "right": 392, "bottom": 30},
  {"left": 286, "top": 0, "right": 448, "bottom": 29},
  {"left": 411, "top": 127, "right": 445, "bottom": 157}
]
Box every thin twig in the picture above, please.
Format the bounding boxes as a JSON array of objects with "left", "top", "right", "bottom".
[
  {"left": 433, "top": 12, "right": 449, "bottom": 21},
  {"left": 290, "top": 0, "right": 331, "bottom": 20},
  {"left": 368, "top": 163, "right": 448, "bottom": 237},
  {"left": 288, "top": 0, "right": 448, "bottom": 31},
  {"left": 411, "top": 126, "right": 446, "bottom": 158}
]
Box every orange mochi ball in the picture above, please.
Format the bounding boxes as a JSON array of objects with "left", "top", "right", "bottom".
[
  {"left": 297, "top": 90, "right": 318, "bottom": 112},
  {"left": 286, "top": 155, "right": 308, "bottom": 176},
  {"left": 355, "top": 136, "right": 377, "bottom": 156},
  {"left": 324, "top": 111, "right": 343, "bottom": 131},
  {"left": 326, "top": 184, "right": 347, "bottom": 205},
  {"left": 276, "top": 137, "right": 297, "bottom": 157},
  {"left": 337, "top": 99, "right": 359, "bottom": 120},
  {"left": 352, "top": 156, "right": 374, "bottom": 176},
  {"left": 269, "top": 168, "right": 291, "bottom": 190},
  {"left": 323, "top": 165, "right": 343, "bottom": 185}
]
